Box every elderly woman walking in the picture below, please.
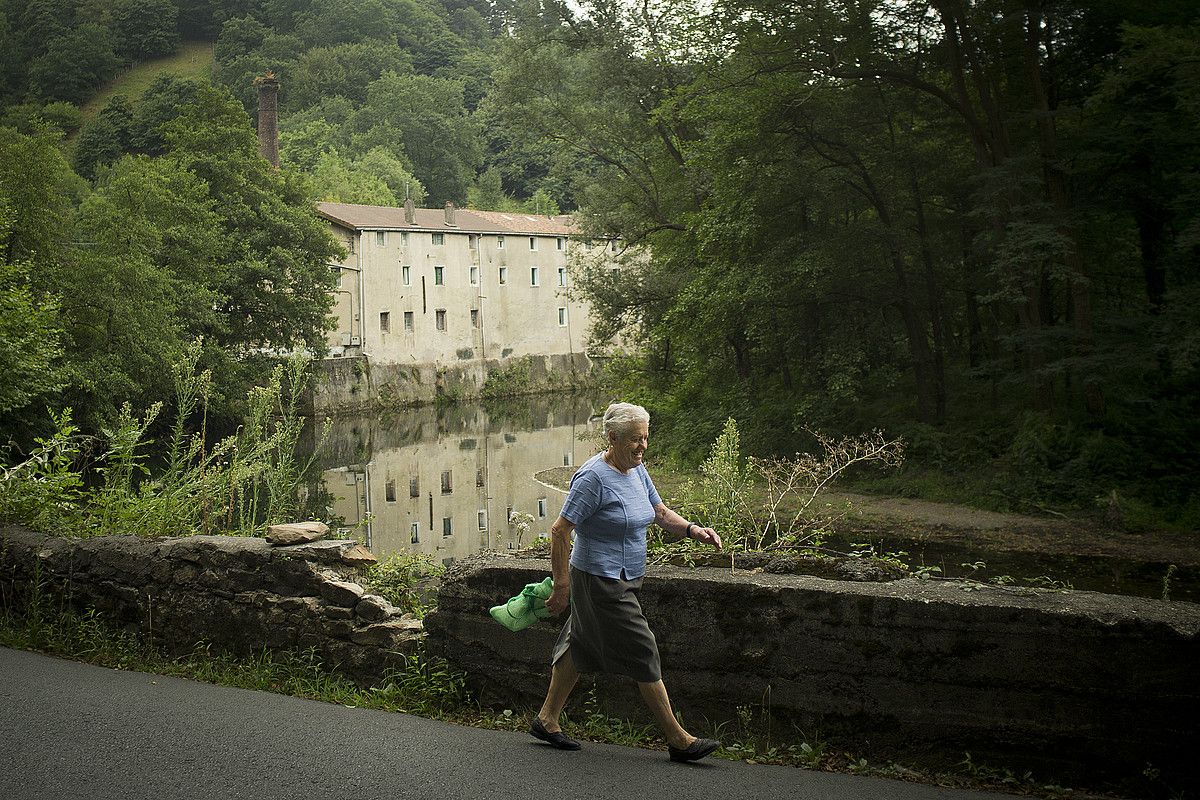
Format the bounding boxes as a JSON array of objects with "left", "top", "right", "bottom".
[{"left": 529, "top": 402, "right": 723, "bottom": 761}]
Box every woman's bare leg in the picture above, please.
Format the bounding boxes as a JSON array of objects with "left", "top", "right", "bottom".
[
  {"left": 637, "top": 680, "right": 694, "bottom": 749},
  {"left": 536, "top": 650, "right": 580, "bottom": 732}
]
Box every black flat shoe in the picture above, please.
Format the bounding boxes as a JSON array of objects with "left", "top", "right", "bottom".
[
  {"left": 668, "top": 737, "right": 720, "bottom": 762},
  {"left": 530, "top": 718, "right": 582, "bottom": 750}
]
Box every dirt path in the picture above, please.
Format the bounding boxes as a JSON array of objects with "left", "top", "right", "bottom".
[
  {"left": 534, "top": 467, "right": 1200, "bottom": 566},
  {"left": 824, "top": 491, "right": 1200, "bottom": 565}
]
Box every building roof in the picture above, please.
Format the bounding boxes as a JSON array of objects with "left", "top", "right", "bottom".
[{"left": 316, "top": 202, "right": 579, "bottom": 236}]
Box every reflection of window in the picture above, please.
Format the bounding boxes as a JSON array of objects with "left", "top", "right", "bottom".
[
  {"left": 441, "top": 470, "right": 452, "bottom": 494},
  {"left": 442, "top": 517, "right": 453, "bottom": 537},
  {"left": 478, "top": 510, "right": 487, "bottom": 530},
  {"left": 432, "top": 232, "right": 444, "bottom": 245},
  {"left": 385, "top": 480, "right": 396, "bottom": 502},
  {"left": 409, "top": 477, "right": 419, "bottom": 497},
  {"left": 538, "top": 498, "right": 547, "bottom": 518},
  {"left": 476, "top": 469, "right": 484, "bottom": 487},
  {"left": 410, "top": 522, "right": 419, "bottom": 544}
]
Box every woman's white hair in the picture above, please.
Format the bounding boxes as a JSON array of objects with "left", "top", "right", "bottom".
[{"left": 602, "top": 402, "right": 650, "bottom": 438}]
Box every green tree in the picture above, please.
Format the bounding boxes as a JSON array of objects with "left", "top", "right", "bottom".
[
  {"left": 27, "top": 23, "right": 122, "bottom": 104},
  {"left": 348, "top": 71, "right": 482, "bottom": 204},
  {"left": 111, "top": 0, "right": 181, "bottom": 61}
]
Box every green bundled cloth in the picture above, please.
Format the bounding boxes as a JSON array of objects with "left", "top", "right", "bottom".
[{"left": 489, "top": 576, "right": 555, "bottom": 632}]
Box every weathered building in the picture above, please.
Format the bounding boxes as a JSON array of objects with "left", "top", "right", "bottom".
[{"left": 318, "top": 201, "right": 603, "bottom": 369}]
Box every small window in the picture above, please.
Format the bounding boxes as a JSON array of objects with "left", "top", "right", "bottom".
[
  {"left": 442, "top": 517, "right": 453, "bottom": 537},
  {"left": 410, "top": 522, "right": 419, "bottom": 544},
  {"left": 537, "top": 498, "right": 547, "bottom": 518},
  {"left": 380, "top": 311, "right": 390, "bottom": 333},
  {"left": 476, "top": 469, "right": 484, "bottom": 487},
  {"left": 470, "top": 309, "right": 479, "bottom": 328},
  {"left": 441, "top": 470, "right": 452, "bottom": 494},
  {"left": 611, "top": 267, "right": 621, "bottom": 279},
  {"left": 477, "top": 510, "right": 487, "bottom": 530},
  {"left": 558, "top": 267, "right": 566, "bottom": 287},
  {"left": 402, "top": 265, "right": 411, "bottom": 286},
  {"left": 563, "top": 452, "right": 572, "bottom": 466},
  {"left": 498, "top": 267, "right": 507, "bottom": 285},
  {"left": 409, "top": 476, "right": 419, "bottom": 497},
  {"left": 400, "top": 231, "right": 409, "bottom": 246},
  {"left": 469, "top": 266, "right": 479, "bottom": 286},
  {"left": 584, "top": 240, "right": 593, "bottom": 251},
  {"left": 404, "top": 311, "right": 414, "bottom": 332},
  {"left": 468, "top": 234, "right": 479, "bottom": 250},
  {"left": 330, "top": 266, "right": 342, "bottom": 288},
  {"left": 556, "top": 237, "right": 564, "bottom": 251},
  {"left": 376, "top": 231, "right": 386, "bottom": 246},
  {"left": 558, "top": 307, "right": 567, "bottom": 326},
  {"left": 435, "top": 309, "right": 447, "bottom": 331},
  {"left": 610, "top": 239, "right": 619, "bottom": 252},
  {"left": 385, "top": 479, "right": 396, "bottom": 502},
  {"left": 434, "top": 265, "right": 445, "bottom": 285},
  {"left": 505, "top": 505, "right": 513, "bottom": 522},
  {"left": 497, "top": 235, "right": 504, "bottom": 249},
  {"left": 530, "top": 267, "right": 539, "bottom": 286},
  {"left": 529, "top": 236, "right": 537, "bottom": 251},
  {"left": 432, "top": 232, "right": 445, "bottom": 245}
]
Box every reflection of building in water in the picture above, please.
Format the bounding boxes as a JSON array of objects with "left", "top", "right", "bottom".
[{"left": 322, "top": 401, "right": 601, "bottom": 565}]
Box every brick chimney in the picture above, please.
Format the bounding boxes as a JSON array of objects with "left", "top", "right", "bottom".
[
  {"left": 404, "top": 198, "right": 415, "bottom": 225},
  {"left": 444, "top": 201, "right": 456, "bottom": 226},
  {"left": 254, "top": 71, "right": 280, "bottom": 168}
]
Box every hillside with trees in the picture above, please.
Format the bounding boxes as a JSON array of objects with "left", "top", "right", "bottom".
[{"left": 1, "top": 0, "right": 1197, "bottom": 527}]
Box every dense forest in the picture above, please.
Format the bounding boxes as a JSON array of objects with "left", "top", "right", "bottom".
[{"left": 0, "top": 0, "right": 1197, "bottom": 525}]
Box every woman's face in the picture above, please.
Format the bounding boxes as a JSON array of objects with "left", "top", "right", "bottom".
[{"left": 610, "top": 421, "right": 649, "bottom": 468}]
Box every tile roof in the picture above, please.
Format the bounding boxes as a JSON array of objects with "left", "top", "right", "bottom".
[{"left": 316, "top": 202, "right": 580, "bottom": 236}]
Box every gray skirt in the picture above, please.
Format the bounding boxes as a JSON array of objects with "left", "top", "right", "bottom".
[{"left": 551, "top": 566, "right": 662, "bottom": 683}]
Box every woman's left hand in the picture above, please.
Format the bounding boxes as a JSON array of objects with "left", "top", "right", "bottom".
[{"left": 692, "top": 526, "right": 722, "bottom": 550}]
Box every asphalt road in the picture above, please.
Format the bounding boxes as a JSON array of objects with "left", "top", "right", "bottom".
[{"left": 0, "top": 647, "right": 1019, "bottom": 800}]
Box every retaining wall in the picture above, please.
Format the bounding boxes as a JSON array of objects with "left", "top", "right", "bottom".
[
  {"left": 312, "top": 352, "right": 595, "bottom": 413},
  {"left": 423, "top": 554, "right": 1200, "bottom": 792},
  {"left": 0, "top": 527, "right": 422, "bottom": 685}
]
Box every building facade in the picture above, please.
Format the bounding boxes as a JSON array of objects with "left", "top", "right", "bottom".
[{"left": 318, "top": 201, "right": 607, "bottom": 368}]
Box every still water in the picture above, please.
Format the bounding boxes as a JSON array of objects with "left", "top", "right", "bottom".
[{"left": 312, "top": 396, "right": 606, "bottom": 565}]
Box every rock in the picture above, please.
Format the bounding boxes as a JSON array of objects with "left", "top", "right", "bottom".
[
  {"left": 350, "top": 619, "right": 423, "bottom": 647},
  {"left": 320, "top": 579, "right": 366, "bottom": 607},
  {"left": 341, "top": 543, "right": 377, "bottom": 568},
  {"left": 323, "top": 605, "right": 355, "bottom": 620},
  {"left": 354, "top": 594, "right": 398, "bottom": 622},
  {"left": 266, "top": 521, "right": 329, "bottom": 546}
]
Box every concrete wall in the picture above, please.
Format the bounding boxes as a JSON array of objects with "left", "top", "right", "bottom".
[
  {"left": 0, "top": 528, "right": 422, "bottom": 686},
  {"left": 310, "top": 352, "right": 595, "bottom": 413},
  {"left": 423, "top": 555, "right": 1200, "bottom": 792}
]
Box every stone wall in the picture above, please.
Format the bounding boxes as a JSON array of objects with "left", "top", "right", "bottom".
[
  {"left": 0, "top": 527, "right": 422, "bottom": 685},
  {"left": 424, "top": 554, "right": 1200, "bottom": 792},
  {"left": 311, "top": 352, "right": 595, "bottom": 413}
]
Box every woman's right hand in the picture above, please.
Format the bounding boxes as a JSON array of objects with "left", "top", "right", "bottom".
[{"left": 546, "top": 586, "right": 570, "bottom": 615}]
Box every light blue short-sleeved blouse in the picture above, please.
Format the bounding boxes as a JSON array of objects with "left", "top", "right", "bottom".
[{"left": 560, "top": 452, "right": 663, "bottom": 580}]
